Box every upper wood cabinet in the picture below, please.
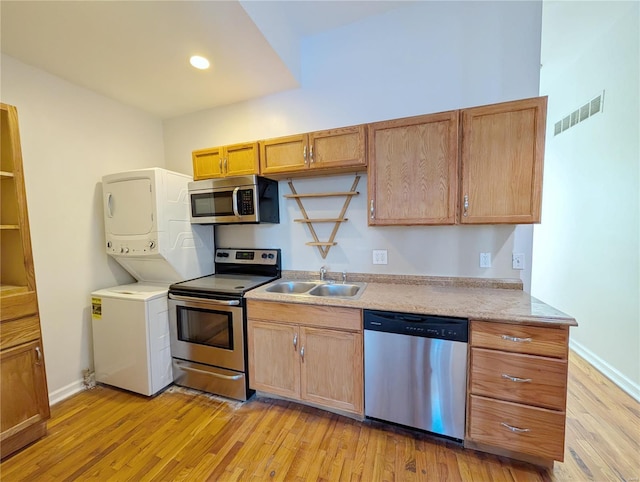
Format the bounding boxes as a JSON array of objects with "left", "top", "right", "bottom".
[
  {"left": 259, "top": 125, "right": 366, "bottom": 178},
  {"left": 367, "top": 96, "right": 547, "bottom": 226},
  {"left": 192, "top": 142, "right": 259, "bottom": 180},
  {"left": 460, "top": 96, "right": 546, "bottom": 224},
  {"left": 367, "top": 111, "right": 459, "bottom": 225},
  {"left": 1, "top": 103, "right": 50, "bottom": 459}
]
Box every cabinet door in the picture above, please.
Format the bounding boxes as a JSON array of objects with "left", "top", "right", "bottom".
[
  {"left": 1, "top": 340, "right": 50, "bottom": 453},
  {"left": 299, "top": 327, "right": 363, "bottom": 414},
  {"left": 192, "top": 147, "right": 224, "bottom": 180},
  {"left": 259, "top": 135, "right": 308, "bottom": 175},
  {"left": 309, "top": 125, "right": 366, "bottom": 170},
  {"left": 367, "top": 111, "right": 459, "bottom": 225},
  {"left": 460, "top": 96, "right": 546, "bottom": 224},
  {"left": 247, "top": 320, "right": 300, "bottom": 399},
  {"left": 225, "top": 142, "right": 259, "bottom": 177}
]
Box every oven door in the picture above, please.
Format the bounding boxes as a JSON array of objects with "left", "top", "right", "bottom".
[{"left": 168, "top": 294, "right": 245, "bottom": 372}]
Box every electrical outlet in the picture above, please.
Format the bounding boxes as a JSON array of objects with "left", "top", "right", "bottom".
[
  {"left": 512, "top": 253, "right": 525, "bottom": 270},
  {"left": 479, "top": 252, "right": 491, "bottom": 268},
  {"left": 372, "top": 249, "right": 388, "bottom": 265}
]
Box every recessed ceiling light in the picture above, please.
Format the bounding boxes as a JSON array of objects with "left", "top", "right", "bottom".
[{"left": 189, "top": 55, "right": 210, "bottom": 70}]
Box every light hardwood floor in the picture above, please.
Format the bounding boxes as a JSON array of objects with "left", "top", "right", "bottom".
[{"left": 1, "top": 351, "right": 638, "bottom": 481}]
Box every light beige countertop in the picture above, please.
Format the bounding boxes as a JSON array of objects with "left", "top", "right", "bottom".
[{"left": 246, "top": 272, "right": 577, "bottom": 327}]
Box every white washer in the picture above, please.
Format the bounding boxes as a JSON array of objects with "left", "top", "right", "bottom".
[{"left": 91, "top": 283, "right": 172, "bottom": 396}]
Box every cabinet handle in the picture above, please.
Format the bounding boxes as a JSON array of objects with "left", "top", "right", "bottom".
[
  {"left": 35, "top": 347, "right": 42, "bottom": 364},
  {"left": 300, "top": 346, "right": 305, "bottom": 361},
  {"left": 219, "top": 159, "right": 223, "bottom": 172},
  {"left": 501, "top": 335, "right": 532, "bottom": 343},
  {"left": 293, "top": 334, "right": 298, "bottom": 350},
  {"left": 370, "top": 199, "right": 375, "bottom": 219},
  {"left": 303, "top": 145, "right": 308, "bottom": 164},
  {"left": 224, "top": 158, "right": 228, "bottom": 173},
  {"left": 500, "top": 422, "right": 530, "bottom": 433},
  {"left": 501, "top": 374, "right": 532, "bottom": 383},
  {"left": 310, "top": 145, "right": 314, "bottom": 163},
  {"left": 463, "top": 194, "right": 469, "bottom": 217}
]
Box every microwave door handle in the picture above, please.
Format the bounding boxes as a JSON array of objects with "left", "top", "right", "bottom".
[{"left": 232, "top": 187, "right": 241, "bottom": 217}]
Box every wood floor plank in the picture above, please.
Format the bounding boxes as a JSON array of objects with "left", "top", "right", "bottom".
[{"left": 1, "top": 351, "right": 638, "bottom": 481}]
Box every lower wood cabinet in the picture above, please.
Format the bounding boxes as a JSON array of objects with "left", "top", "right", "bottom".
[
  {"left": 1, "top": 337, "right": 50, "bottom": 458},
  {"left": 466, "top": 320, "right": 569, "bottom": 465},
  {"left": 247, "top": 300, "right": 363, "bottom": 415}
]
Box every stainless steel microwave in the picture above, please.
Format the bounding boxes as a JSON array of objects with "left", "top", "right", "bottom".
[{"left": 188, "top": 175, "right": 279, "bottom": 224}]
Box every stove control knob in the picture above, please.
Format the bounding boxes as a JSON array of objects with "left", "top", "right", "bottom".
[
  {"left": 124, "top": 247, "right": 129, "bottom": 254},
  {"left": 268, "top": 253, "right": 275, "bottom": 259},
  {"left": 261, "top": 253, "right": 268, "bottom": 259},
  {"left": 149, "top": 241, "right": 156, "bottom": 249},
  {"left": 107, "top": 241, "right": 112, "bottom": 248}
]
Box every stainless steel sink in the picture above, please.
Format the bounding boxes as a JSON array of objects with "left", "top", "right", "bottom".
[
  {"left": 265, "top": 281, "right": 318, "bottom": 294},
  {"left": 308, "top": 283, "right": 362, "bottom": 298},
  {"left": 263, "top": 280, "right": 366, "bottom": 299}
]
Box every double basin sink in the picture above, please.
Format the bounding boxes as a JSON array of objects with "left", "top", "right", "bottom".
[{"left": 265, "top": 280, "right": 366, "bottom": 299}]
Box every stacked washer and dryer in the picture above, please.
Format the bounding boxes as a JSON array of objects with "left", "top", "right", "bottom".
[{"left": 91, "top": 168, "right": 214, "bottom": 396}]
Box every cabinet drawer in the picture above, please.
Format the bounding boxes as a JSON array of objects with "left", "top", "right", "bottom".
[
  {"left": 470, "top": 348, "right": 567, "bottom": 410},
  {"left": 0, "top": 291, "right": 38, "bottom": 322},
  {"left": 468, "top": 395, "right": 565, "bottom": 462},
  {"left": 247, "top": 300, "right": 361, "bottom": 332},
  {"left": 0, "top": 315, "right": 41, "bottom": 351},
  {"left": 470, "top": 321, "right": 568, "bottom": 358}
]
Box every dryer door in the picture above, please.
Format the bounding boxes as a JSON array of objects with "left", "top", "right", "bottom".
[{"left": 104, "top": 178, "right": 155, "bottom": 236}]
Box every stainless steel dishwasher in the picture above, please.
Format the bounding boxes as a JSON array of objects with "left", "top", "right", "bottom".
[{"left": 364, "top": 309, "right": 469, "bottom": 441}]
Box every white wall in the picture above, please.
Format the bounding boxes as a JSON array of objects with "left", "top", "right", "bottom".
[
  {"left": 533, "top": 1, "right": 639, "bottom": 398},
  {"left": 164, "top": 1, "right": 543, "bottom": 284},
  {"left": 1, "top": 54, "right": 165, "bottom": 402}
]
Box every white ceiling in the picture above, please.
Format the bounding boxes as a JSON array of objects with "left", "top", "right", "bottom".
[{"left": 1, "top": 0, "right": 410, "bottom": 119}]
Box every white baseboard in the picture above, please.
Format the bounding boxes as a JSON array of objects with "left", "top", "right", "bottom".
[
  {"left": 48, "top": 379, "right": 86, "bottom": 406},
  {"left": 570, "top": 339, "right": 640, "bottom": 403}
]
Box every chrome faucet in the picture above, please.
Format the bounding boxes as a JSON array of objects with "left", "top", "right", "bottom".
[
  {"left": 320, "top": 266, "right": 327, "bottom": 281},
  {"left": 342, "top": 271, "right": 347, "bottom": 284}
]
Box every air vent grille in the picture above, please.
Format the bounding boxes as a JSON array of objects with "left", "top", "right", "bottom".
[{"left": 554, "top": 90, "right": 605, "bottom": 136}]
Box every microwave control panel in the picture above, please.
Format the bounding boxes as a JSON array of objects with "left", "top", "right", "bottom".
[{"left": 238, "top": 189, "right": 255, "bottom": 215}]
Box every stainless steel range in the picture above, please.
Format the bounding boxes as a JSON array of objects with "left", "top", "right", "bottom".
[{"left": 168, "top": 248, "right": 281, "bottom": 401}]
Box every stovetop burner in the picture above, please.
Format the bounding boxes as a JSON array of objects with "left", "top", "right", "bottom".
[{"left": 169, "top": 248, "right": 281, "bottom": 298}]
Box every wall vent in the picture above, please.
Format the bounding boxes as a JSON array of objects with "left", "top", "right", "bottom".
[{"left": 554, "top": 90, "right": 605, "bottom": 136}]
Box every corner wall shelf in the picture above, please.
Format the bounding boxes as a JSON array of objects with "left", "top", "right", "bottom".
[{"left": 285, "top": 174, "right": 360, "bottom": 259}]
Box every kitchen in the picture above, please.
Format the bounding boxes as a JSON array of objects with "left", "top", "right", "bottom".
[{"left": 1, "top": 0, "right": 638, "bottom": 480}]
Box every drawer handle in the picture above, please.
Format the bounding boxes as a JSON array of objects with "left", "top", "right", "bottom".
[
  {"left": 502, "top": 374, "right": 532, "bottom": 383},
  {"left": 293, "top": 334, "right": 298, "bottom": 350},
  {"left": 501, "top": 335, "right": 532, "bottom": 343},
  {"left": 501, "top": 422, "right": 530, "bottom": 433}
]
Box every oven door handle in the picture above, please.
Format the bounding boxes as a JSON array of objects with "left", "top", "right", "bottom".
[
  {"left": 232, "top": 187, "right": 241, "bottom": 217},
  {"left": 174, "top": 361, "right": 243, "bottom": 380},
  {"left": 169, "top": 294, "right": 240, "bottom": 306}
]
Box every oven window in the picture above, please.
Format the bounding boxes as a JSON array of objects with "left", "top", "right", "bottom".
[
  {"left": 191, "top": 191, "right": 234, "bottom": 217},
  {"left": 176, "top": 306, "right": 234, "bottom": 350}
]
